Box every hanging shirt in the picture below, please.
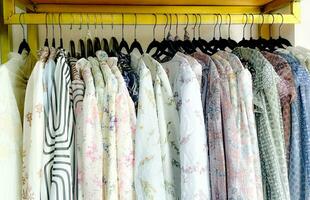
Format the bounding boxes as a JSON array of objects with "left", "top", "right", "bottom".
[
  {"left": 46, "top": 50, "right": 75, "bottom": 200},
  {"left": 71, "top": 59, "right": 85, "bottom": 200},
  {"left": 162, "top": 52, "right": 210, "bottom": 200},
  {"left": 233, "top": 47, "right": 290, "bottom": 200},
  {"left": 22, "top": 47, "right": 48, "bottom": 200},
  {"left": 131, "top": 52, "right": 166, "bottom": 200},
  {"left": 0, "top": 52, "right": 26, "bottom": 200},
  {"left": 275, "top": 49, "right": 310, "bottom": 200},
  {"left": 109, "top": 57, "right": 136, "bottom": 200},
  {"left": 215, "top": 51, "right": 264, "bottom": 200},
  {"left": 96, "top": 51, "right": 119, "bottom": 200},
  {"left": 40, "top": 47, "right": 57, "bottom": 200},
  {"left": 142, "top": 54, "right": 181, "bottom": 199},
  {"left": 262, "top": 51, "right": 296, "bottom": 162},
  {"left": 179, "top": 53, "right": 203, "bottom": 86},
  {"left": 77, "top": 58, "right": 103, "bottom": 200},
  {"left": 192, "top": 52, "right": 226, "bottom": 200}
]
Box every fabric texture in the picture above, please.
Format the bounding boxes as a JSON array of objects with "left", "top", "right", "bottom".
[
  {"left": 275, "top": 49, "right": 310, "bottom": 200},
  {"left": 142, "top": 54, "right": 181, "bottom": 199},
  {"left": 162, "top": 52, "right": 210, "bottom": 200},
  {"left": 22, "top": 47, "right": 48, "bottom": 200},
  {"left": 262, "top": 51, "right": 296, "bottom": 162},
  {"left": 131, "top": 52, "right": 166, "bottom": 200},
  {"left": 233, "top": 47, "right": 290, "bottom": 200}
]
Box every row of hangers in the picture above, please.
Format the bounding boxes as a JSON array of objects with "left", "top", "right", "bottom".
[{"left": 17, "top": 12, "right": 292, "bottom": 61}]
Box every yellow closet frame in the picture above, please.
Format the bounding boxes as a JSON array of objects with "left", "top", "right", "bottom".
[{"left": 0, "top": 0, "right": 301, "bottom": 62}]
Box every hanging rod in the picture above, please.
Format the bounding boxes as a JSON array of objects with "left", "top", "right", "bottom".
[{"left": 5, "top": 12, "right": 300, "bottom": 25}]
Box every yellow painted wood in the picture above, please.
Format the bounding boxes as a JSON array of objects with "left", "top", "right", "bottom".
[
  {"left": 3, "top": 0, "right": 15, "bottom": 21},
  {"left": 34, "top": 4, "right": 261, "bottom": 14},
  {"left": 27, "top": 24, "right": 38, "bottom": 58},
  {"left": 31, "top": 0, "right": 273, "bottom": 6}
]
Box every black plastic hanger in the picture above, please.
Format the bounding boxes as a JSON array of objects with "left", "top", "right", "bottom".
[
  {"left": 192, "top": 14, "right": 202, "bottom": 52},
  {"left": 18, "top": 13, "right": 31, "bottom": 54},
  {"left": 238, "top": 14, "right": 250, "bottom": 48},
  {"left": 129, "top": 14, "right": 144, "bottom": 55},
  {"left": 180, "top": 14, "right": 196, "bottom": 54},
  {"left": 195, "top": 14, "right": 209, "bottom": 52},
  {"left": 147, "top": 14, "right": 161, "bottom": 54},
  {"left": 86, "top": 15, "right": 94, "bottom": 57},
  {"left": 247, "top": 13, "right": 257, "bottom": 49},
  {"left": 44, "top": 13, "right": 49, "bottom": 47},
  {"left": 58, "top": 13, "right": 64, "bottom": 49},
  {"left": 215, "top": 14, "right": 230, "bottom": 51},
  {"left": 275, "top": 13, "right": 292, "bottom": 48},
  {"left": 78, "top": 15, "right": 86, "bottom": 58},
  {"left": 69, "top": 15, "right": 76, "bottom": 58},
  {"left": 256, "top": 13, "right": 269, "bottom": 50},
  {"left": 153, "top": 14, "right": 175, "bottom": 59},
  {"left": 264, "top": 14, "right": 278, "bottom": 51},
  {"left": 226, "top": 14, "right": 238, "bottom": 50},
  {"left": 206, "top": 14, "right": 220, "bottom": 54},
  {"left": 93, "top": 15, "right": 102, "bottom": 53},
  {"left": 99, "top": 14, "right": 110, "bottom": 55},
  {"left": 109, "top": 14, "right": 119, "bottom": 56},
  {"left": 118, "top": 14, "right": 130, "bottom": 54},
  {"left": 51, "top": 14, "right": 56, "bottom": 48}
]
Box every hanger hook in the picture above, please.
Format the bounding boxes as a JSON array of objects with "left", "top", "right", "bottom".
[
  {"left": 193, "top": 14, "right": 197, "bottom": 38},
  {"left": 175, "top": 14, "right": 179, "bottom": 36},
  {"left": 184, "top": 14, "right": 189, "bottom": 31},
  {"left": 19, "top": 13, "right": 25, "bottom": 39},
  {"left": 58, "top": 13, "right": 62, "bottom": 39},
  {"left": 134, "top": 13, "right": 137, "bottom": 39},
  {"left": 94, "top": 14, "right": 97, "bottom": 30},
  {"left": 45, "top": 13, "right": 48, "bottom": 39},
  {"left": 70, "top": 13, "right": 73, "bottom": 30},
  {"left": 168, "top": 14, "right": 172, "bottom": 34},
  {"left": 228, "top": 14, "right": 232, "bottom": 39},
  {"left": 87, "top": 13, "right": 90, "bottom": 30},
  {"left": 218, "top": 13, "right": 222, "bottom": 38},
  {"left": 51, "top": 13, "right": 55, "bottom": 39},
  {"left": 79, "top": 13, "right": 82, "bottom": 30},
  {"left": 122, "top": 13, "right": 125, "bottom": 39},
  {"left": 213, "top": 14, "right": 219, "bottom": 39},
  {"left": 250, "top": 13, "right": 254, "bottom": 38},
  {"left": 278, "top": 13, "right": 284, "bottom": 38},
  {"left": 163, "top": 14, "right": 168, "bottom": 38},
  {"left": 242, "top": 14, "right": 248, "bottom": 39},
  {"left": 152, "top": 14, "right": 157, "bottom": 40},
  {"left": 111, "top": 14, "right": 114, "bottom": 35},
  {"left": 198, "top": 14, "right": 202, "bottom": 38}
]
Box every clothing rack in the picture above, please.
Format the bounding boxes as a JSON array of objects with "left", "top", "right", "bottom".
[{"left": 0, "top": 0, "right": 301, "bottom": 62}]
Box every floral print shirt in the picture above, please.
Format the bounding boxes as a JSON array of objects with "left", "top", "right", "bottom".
[
  {"left": 215, "top": 51, "right": 264, "bottom": 200},
  {"left": 233, "top": 47, "right": 290, "bottom": 200},
  {"left": 22, "top": 47, "right": 48, "bottom": 200},
  {"left": 109, "top": 57, "right": 136, "bottom": 200},
  {"left": 162, "top": 52, "right": 210, "bottom": 200},
  {"left": 96, "top": 51, "right": 119, "bottom": 200},
  {"left": 192, "top": 52, "right": 226, "bottom": 200},
  {"left": 142, "top": 54, "right": 181, "bottom": 199},
  {"left": 76, "top": 58, "right": 103, "bottom": 200},
  {"left": 275, "top": 49, "right": 310, "bottom": 200}
]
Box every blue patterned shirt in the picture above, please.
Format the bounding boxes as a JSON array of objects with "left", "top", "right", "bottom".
[{"left": 276, "top": 49, "right": 310, "bottom": 200}]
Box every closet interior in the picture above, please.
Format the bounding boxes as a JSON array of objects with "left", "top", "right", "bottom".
[{"left": 2, "top": 0, "right": 310, "bottom": 200}]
